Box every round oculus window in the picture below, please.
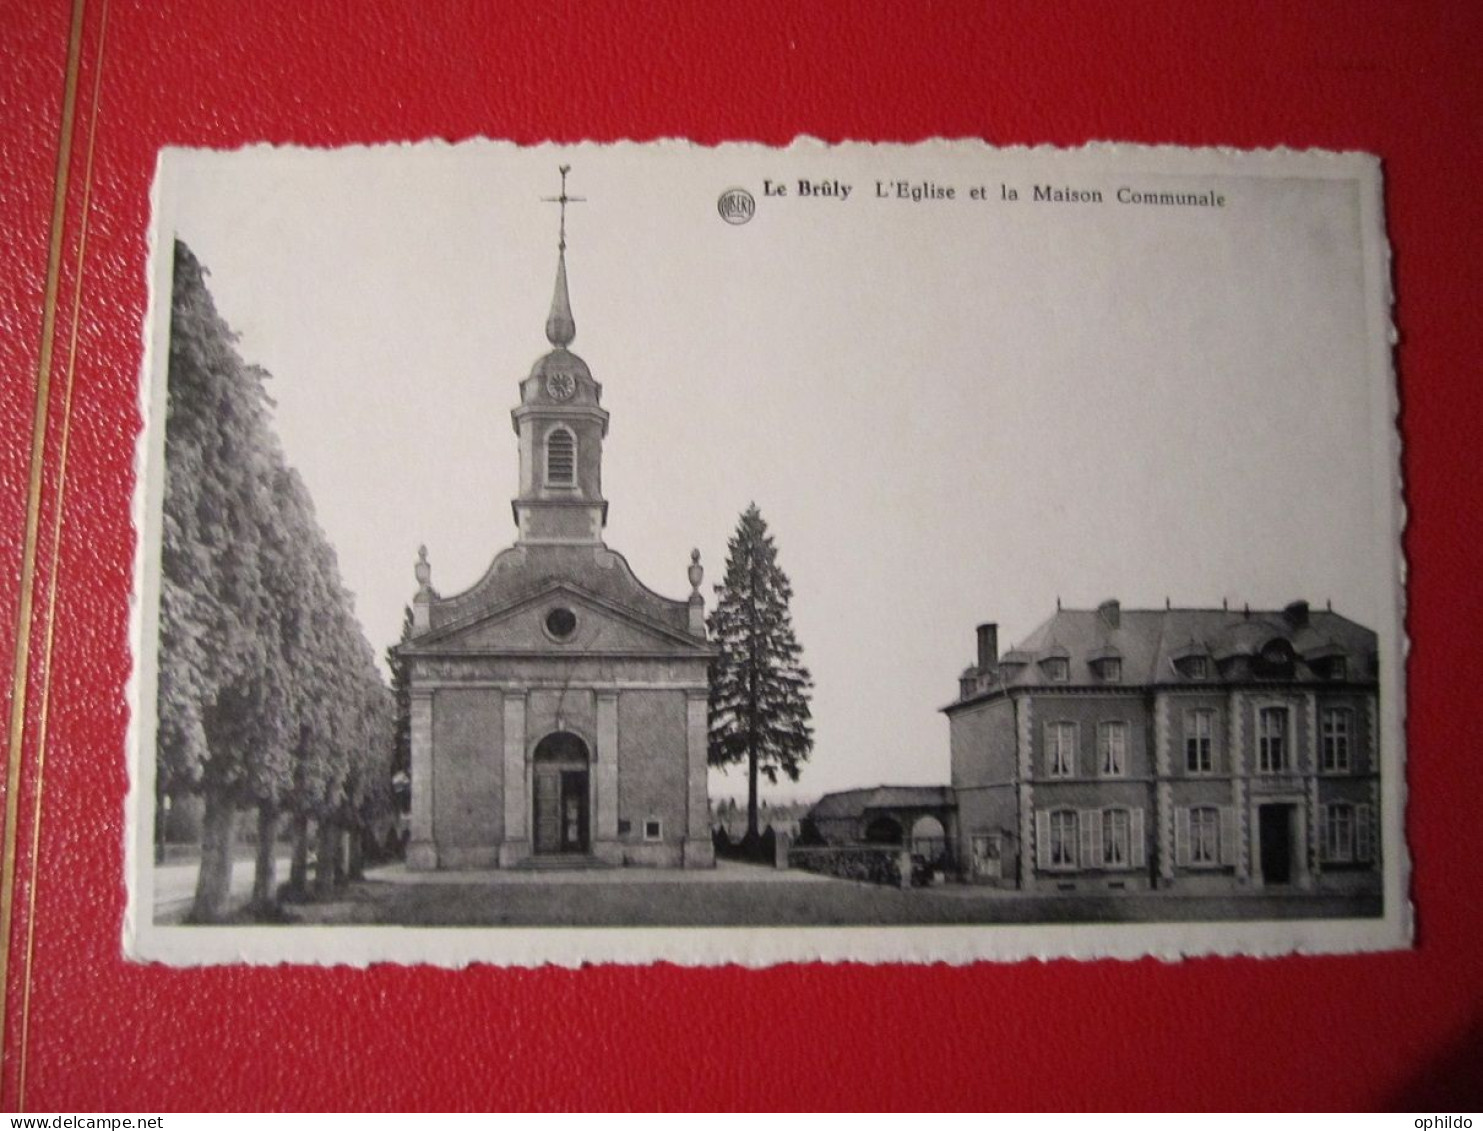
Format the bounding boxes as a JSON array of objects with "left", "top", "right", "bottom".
[{"left": 545, "top": 607, "right": 577, "bottom": 640}]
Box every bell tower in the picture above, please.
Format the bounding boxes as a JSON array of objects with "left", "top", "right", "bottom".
[{"left": 511, "top": 166, "right": 610, "bottom": 544}]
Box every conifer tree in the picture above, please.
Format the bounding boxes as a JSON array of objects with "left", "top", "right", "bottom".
[
  {"left": 386, "top": 605, "right": 414, "bottom": 818},
  {"left": 706, "top": 504, "right": 814, "bottom": 839}
]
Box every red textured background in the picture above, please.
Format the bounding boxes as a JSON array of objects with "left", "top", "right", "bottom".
[{"left": 3, "top": 0, "right": 1482, "bottom": 1111}]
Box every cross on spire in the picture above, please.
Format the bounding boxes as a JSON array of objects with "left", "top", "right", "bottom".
[
  {"left": 540, "top": 165, "right": 584, "bottom": 347},
  {"left": 542, "top": 164, "right": 586, "bottom": 253}
]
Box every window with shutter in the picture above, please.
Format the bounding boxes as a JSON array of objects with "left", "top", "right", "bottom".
[
  {"left": 1219, "top": 806, "right": 1238, "bottom": 866},
  {"left": 1190, "top": 806, "right": 1220, "bottom": 866},
  {"left": 1324, "top": 803, "right": 1355, "bottom": 862},
  {"left": 1100, "top": 808, "right": 1128, "bottom": 869},
  {"left": 1098, "top": 721, "right": 1127, "bottom": 776},
  {"left": 1048, "top": 810, "right": 1078, "bottom": 870},
  {"left": 546, "top": 426, "right": 576, "bottom": 486},
  {"left": 1185, "top": 710, "right": 1214, "bottom": 773},
  {"left": 1356, "top": 804, "right": 1374, "bottom": 863},
  {"left": 1046, "top": 721, "right": 1076, "bottom": 778},
  {"left": 1321, "top": 708, "right": 1352, "bottom": 772},
  {"left": 1130, "top": 808, "right": 1146, "bottom": 869},
  {"left": 1258, "top": 706, "right": 1288, "bottom": 772}
]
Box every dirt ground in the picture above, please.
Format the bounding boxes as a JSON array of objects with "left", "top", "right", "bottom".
[{"left": 158, "top": 860, "right": 1382, "bottom": 927}]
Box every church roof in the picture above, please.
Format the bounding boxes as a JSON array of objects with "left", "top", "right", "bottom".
[
  {"left": 527, "top": 347, "right": 593, "bottom": 386},
  {"left": 545, "top": 247, "right": 575, "bottom": 347},
  {"left": 421, "top": 543, "right": 696, "bottom": 638},
  {"left": 521, "top": 172, "right": 600, "bottom": 404}
]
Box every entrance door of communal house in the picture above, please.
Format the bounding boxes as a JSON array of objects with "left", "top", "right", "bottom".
[
  {"left": 1259, "top": 803, "right": 1295, "bottom": 885},
  {"left": 532, "top": 732, "right": 590, "bottom": 855}
]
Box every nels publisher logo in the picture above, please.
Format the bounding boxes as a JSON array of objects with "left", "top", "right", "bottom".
[{"left": 717, "top": 187, "right": 755, "bottom": 225}]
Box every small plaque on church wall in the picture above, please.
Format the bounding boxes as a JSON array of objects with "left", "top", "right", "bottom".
[{"left": 126, "top": 140, "right": 1407, "bottom": 967}]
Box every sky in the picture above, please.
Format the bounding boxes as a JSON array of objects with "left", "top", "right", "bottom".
[{"left": 145, "top": 141, "right": 1399, "bottom": 802}]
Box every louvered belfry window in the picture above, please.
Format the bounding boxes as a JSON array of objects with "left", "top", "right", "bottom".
[{"left": 546, "top": 427, "right": 576, "bottom": 485}]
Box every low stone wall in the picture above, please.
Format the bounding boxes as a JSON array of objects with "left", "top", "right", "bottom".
[{"left": 788, "top": 844, "right": 910, "bottom": 888}]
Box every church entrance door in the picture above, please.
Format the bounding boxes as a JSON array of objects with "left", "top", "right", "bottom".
[
  {"left": 533, "top": 769, "right": 589, "bottom": 854},
  {"left": 532, "top": 732, "right": 591, "bottom": 856}
]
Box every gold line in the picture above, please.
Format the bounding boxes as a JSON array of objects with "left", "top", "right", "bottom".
[
  {"left": 0, "top": 0, "right": 89, "bottom": 1106},
  {"left": 17, "top": 0, "right": 108, "bottom": 1110}
]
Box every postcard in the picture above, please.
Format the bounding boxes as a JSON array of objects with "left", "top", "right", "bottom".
[{"left": 128, "top": 140, "right": 1407, "bottom": 966}]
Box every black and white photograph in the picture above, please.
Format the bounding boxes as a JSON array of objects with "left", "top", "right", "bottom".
[{"left": 128, "top": 141, "right": 1407, "bottom": 966}]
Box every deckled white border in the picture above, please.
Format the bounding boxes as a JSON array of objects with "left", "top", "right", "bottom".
[{"left": 125, "top": 138, "right": 1410, "bottom": 968}]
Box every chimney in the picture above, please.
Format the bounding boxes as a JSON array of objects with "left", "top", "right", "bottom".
[
  {"left": 976, "top": 623, "right": 999, "bottom": 672},
  {"left": 1284, "top": 600, "right": 1310, "bottom": 627},
  {"left": 1098, "top": 599, "right": 1120, "bottom": 629}
]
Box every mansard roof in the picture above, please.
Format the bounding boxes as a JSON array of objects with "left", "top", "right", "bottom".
[{"left": 947, "top": 602, "right": 1378, "bottom": 709}]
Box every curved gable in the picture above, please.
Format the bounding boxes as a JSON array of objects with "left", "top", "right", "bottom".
[{"left": 429, "top": 542, "right": 692, "bottom": 635}]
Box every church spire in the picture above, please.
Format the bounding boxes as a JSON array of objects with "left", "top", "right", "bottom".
[
  {"left": 542, "top": 165, "right": 583, "bottom": 348},
  {"left": 546, "top": 251, "right": 575, "bottom": 347}
]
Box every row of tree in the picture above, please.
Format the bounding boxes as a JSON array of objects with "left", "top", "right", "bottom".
[{"left": 157, "top": 240, "right": 393, "bottom": 922}]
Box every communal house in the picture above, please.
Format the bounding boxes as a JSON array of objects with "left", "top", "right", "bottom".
[{"left": 944, "top": 600, "right": 1381, "bottom": 900}]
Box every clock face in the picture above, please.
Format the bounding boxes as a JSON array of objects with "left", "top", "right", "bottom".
[{"left": 545, "top": 372, "right": 576, "bottom": 400}]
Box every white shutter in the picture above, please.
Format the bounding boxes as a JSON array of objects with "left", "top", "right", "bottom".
[
  {"left": 1219, "top": 806, "right": 1238, "bottom": 866},
  {"left": 1175, "top": 807, "right": 1191, "bottom": 867},
  {"left": 1130, "top": 808, "right": 1146, "bottom": 869},
  {"left": 1317, "top": 804, "right": 1329, "bottom": 862},
  {"left": 1081, "top": 809, "right": 1102, "bottom": 870},
  {"left": 1043, "top": 721, "right": 1054, "bottom": 776},
  {"left": 1036, "top": 809, "right": 1051, "bottom": 870},
  {"left": 1356, "top": 804, "right": 1374, "bottom": 863}
]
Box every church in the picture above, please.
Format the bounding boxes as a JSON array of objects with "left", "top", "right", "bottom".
[{"left": 398, "top": 170, "right": 716, "bottom": 870}]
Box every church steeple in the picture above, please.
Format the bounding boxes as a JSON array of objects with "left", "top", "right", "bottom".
[
  {"left": 546, "top": 249, "right": 575, "bottom": 348},
  {"left": 511, "top": 166, "right": 609, "bottom": 545},
  {"left": 543, "top": 165, "right": 581, "bottom": 348}
]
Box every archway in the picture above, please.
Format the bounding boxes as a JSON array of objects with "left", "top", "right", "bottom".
[
  {"left": 863, "top": 815, "right": 904, "bottom": 845},
  {"left": 911, "top": 815, "right": 948, "bottom": 865},
  {"left": 532, "top": 731, "right": 590, "bottom": 855}
]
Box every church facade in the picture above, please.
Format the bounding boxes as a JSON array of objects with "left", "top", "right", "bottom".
[{"left": 399, "top": 174, "right": 716, "bottom": 870}]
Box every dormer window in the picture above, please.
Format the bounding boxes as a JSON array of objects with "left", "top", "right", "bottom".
[
  {"left": 1044, "top": 658, "right": 1069, "bottom": 683},
  {"left": 1254, "top": 639, "right": 1295, "bottom": 679},
  {"left": 546, "top": 426, "right": 576, "bottom": 486},
  {"left": 1095, "top": 658, "right": 1122, "bottom": 683},
  {"left": 1187, "top": 656, "right": 1209, "bottom": 680},
  {"left": 1329, "top": 657, "right": 1347, "bottom": 681}
]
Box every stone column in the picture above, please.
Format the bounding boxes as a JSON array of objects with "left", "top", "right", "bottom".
[
  {"left": 683, "top": 690, "right": 715, "bottom": 867},
  {"left": 594, "top": 691, "right": 621, "bottom": 863},
  {"left": 1154, "top": 693, "right": 1174, "bottom": 885},
  {"left": 1230, "top": 689, "right": 1249, "bottom": 883},
  {"left": 407, "top": 688, "right": 436, "bottom": 869},
  {"left": 1016, "top": 695, "right": 1035, "bottom": 891},
  {"left": 498, "top": 692, "right": 528, "bottom": 867}
]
